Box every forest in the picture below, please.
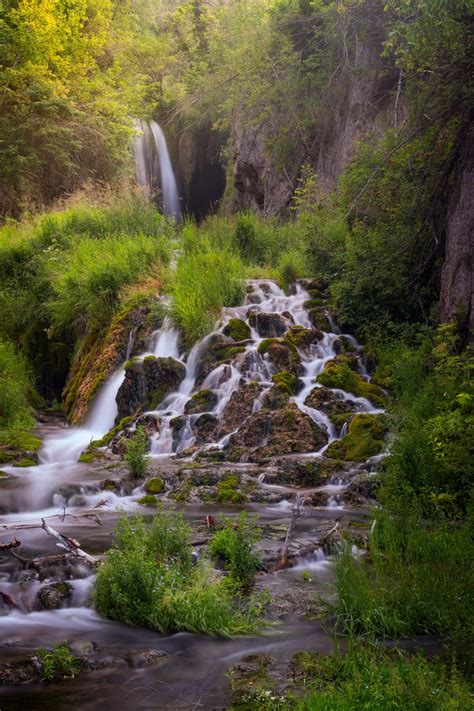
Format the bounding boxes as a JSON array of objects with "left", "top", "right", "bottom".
[{"left": 0, "top": 1, "right": 473, "bottom": 709}]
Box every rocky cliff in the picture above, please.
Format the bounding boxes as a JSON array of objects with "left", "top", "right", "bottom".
[{"left": 440, "top": 119, "right": 474, "bottom": 335}]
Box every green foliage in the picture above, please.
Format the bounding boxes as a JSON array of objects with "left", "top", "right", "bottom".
[
  {"left": 144, "top": 477, "right": 164, "bottom": 495},
  {"left": 38, "top": 642, "right": 79, "bottom": 681},
  {"left": 327, "top": 414, "right": 388, "bottom": 462},
  {"left": 124, "top": 426, "right": 150, "bottom": 479},
  {"left": 137, "top": 494, "right": 158, "bottom": 507},
  {"left": 209, "top": 512, "right": 260, "bottom": 590},
  {"left": 170, "top": 238, "right": 244, "bottom": 345},
  {"left": 0, "top": 338, "right": 34, "bottom": 434},
  {"left": 217, "top": 473, "right": 246, "bottom": 504},
  {"left": 95, "top": 509, "right": 267, "bottom": 635},
  {"left": 317, "top": 359, "right": 386, "bottom": 407}
]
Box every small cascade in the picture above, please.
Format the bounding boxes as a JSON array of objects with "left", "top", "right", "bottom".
[{"left": 133, "top": 119, "right": 181, "bottom": 221}]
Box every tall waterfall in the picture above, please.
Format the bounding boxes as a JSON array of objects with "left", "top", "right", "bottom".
[{"left": 133, "top": 119, "right": 181, "bottom": 221}]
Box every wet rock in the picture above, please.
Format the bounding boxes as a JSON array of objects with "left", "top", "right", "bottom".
[
  {"left": 258, "top": 339, "right": 302, "bottom": 375},
  {"left": 271, "top": 371, "right": 302, "bottom": 396},
  {"left": 102, "top": 478, "right": 120, "bottom": 493},
  {"left": 223, "top": 318, "right": 251, "bottom": 341},
  {"left": 219, "top": 381, "right": 263, "bottom": 435},
  {"left": 333, "top": 335, "right": 357, "bottom": 355},
  {"left": 346, "top": 472, "right": 380, "bottom": 499},
  {"left": 307, "top": 491, "right": 330, "bottom": 507},
  {"left": 144, "top": 477, "right": 164, "bottom": 494},
  {"left": 248, "top": 312, "right": 287, "bottom": 338},
  {"left": 304, "top": 303, "right": 332, "bottom": 331},
  {"left": 284, "top": 326, "right": 323, "bottom": 352},
  {"left": 195, "top": 334, "right": 234, "bottom": 385},
  {"left": 193, "top": 413, "right": 219, "bottom": 443},
  {"left": 0, "top": 658, "right": 43, "bottom": 685},
  {"left": 268, "top": 458, "right": 341, "bottom": 487},
  {"left": 304, "top": 387, "right": 361, "bottom": 428},
  {"left": 128, "top": 649, "right": 168, "bottom": 669},
  {"left": 116, "top": 356, "right": 185, "bottom": 419},
  {"left": 184, "top": 389, "right": 218, "bottom": 414},
  {"left": 227, "top": 404, "right": 327, "bottom": 462},
  {"left": 37, "top": 581, "right": 73, "bottom": 610}
]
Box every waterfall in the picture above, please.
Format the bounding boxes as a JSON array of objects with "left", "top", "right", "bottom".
[{"left": 133, "top": 119, "right": 181, "bottom": 221}]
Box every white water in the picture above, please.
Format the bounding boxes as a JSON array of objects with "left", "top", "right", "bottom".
[{"left": 133, "top": 119, "right": 181, "bottom": 221}]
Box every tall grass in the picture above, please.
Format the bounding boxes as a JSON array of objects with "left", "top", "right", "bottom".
[
  {"left": 0, "top": 338, "right": 34, "bottom": 435},
  {"left": 170, "top": 239, "right": 244, "bottom": 345},
  {"left": 95, "top": 509, "right": 267, "bottom": 635}
]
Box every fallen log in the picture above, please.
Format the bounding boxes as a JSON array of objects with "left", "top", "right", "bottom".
[
  {"left": 0, "top": 538, "right": 21, "bottom": 551},
  {"left": 273, "top": 493, "right": 304, "bottom": 571},
  {"left": 41, "top": 519, "right": 97, "bottom": 564}
]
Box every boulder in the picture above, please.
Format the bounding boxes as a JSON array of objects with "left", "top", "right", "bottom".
[
  {"left": 325, "top": 413, "right": 388, "bottom": 462},
  {"left": 116, "top": 356, "right": 185, "bottom": 419},
  {"left": 184, "top": 389, "right": 218, "bottom": 414},
  {"left": 258, "top": 339, "right": 301, "bottom": 375},
  {"left": 37, "top": 582, "right": 72, "bottom": 610},
  {"left": 248, "top": 312, "right": 287, "bottom": 338},
  {"left": 317, "top": 358, "right": 386, "bottom": 407},
  {"left": 284, "top": 325, "right": 323, "bottom": 352},
  {"left": 223, "top": 318, "right": 251, "bottom": 341}
]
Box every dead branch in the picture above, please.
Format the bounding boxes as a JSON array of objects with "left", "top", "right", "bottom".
[
  {"left": 274, "top": 494, "right": 304, "bottom": 571},
  {"left": 41, "top": 518, "right": 97, "bottom": 564},
  {"left": 0, "top": 538, "right": 21, "bottom": 551}
]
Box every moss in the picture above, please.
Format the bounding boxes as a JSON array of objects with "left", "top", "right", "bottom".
[
  {"left": 223, "top": 318, "right": 251, "bottom": 342},
  {"left": 138, "top": 494, "right": 158, "bottom": 507},
  {"left": 16, "top": 457, "right": 38, "bottom": 467},
  {"left": 89, "top": 416, "right": 133, "bottom": 449},
  {"left": 11, "top": 431, "right": 42, "bottom": 452},
  {"left": 215, "top": 345, "right": 245, "bottom": 362},
  {"left": 257, "top": 338, "right": 279, "bottom": 355},
  {"left": 258, "top": 338, "right": 301, "bottom": 374},
  {"left": 317, "top": 360, "right": 386, "bottom": 407},
  {"left": 184, "top": 389, "right": 217, "bottom": 414},
  {"left": 0, "top": 470, "right": 9, "bottom": 477},
  {"left": 144, "top": 477, "right": 164, "bottom": 495},
  {"left": 169, "top": 481, "right": 192, "bottom": 502},
  {"left": 284, "top": 325, "right": 323, "bottom": 350},
  {"left": 304, "top": 303, "right": 332, "bottom": 331},
  {"left": 330, "top": 412, "right": 356, "bottom": 429},
  {"left": 271, "top": 371, "right": 298, "bottom": 396},
  {"left": 78, "top": 451, "right": 98, "bottom": 463},
  {"left": 326, "top": 413, "right": 388, "bottom": 462},
  {"left": 217, "top": 472, "right": 246, "bottom": 503}
]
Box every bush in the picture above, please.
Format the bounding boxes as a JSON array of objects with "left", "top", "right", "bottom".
[
  {"left": 210, "top": 512, "right": 260, "bottom": 589},
  {"left": 124, "top": 427, "right": 150, "bottom": 478},
  {"left": 95, "top": 509, "right": 267, "bottom": 635},
  {"left": 38, "top": 642, "right": 79, "bottom": 681}
]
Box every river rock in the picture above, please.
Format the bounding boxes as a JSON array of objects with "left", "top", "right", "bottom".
[
  {"left": 116, "top": 356, "right": 185, "bottom": 419},
  {"left": 223, "top": 318, "right": 251, "bottom": 341},
  {"left": 37, "top": 581, "right": 73, "bottom": 610},
  {"left": 248, "top": 311, "right": 288, "bottom": 338},
  {"left": 184, "top": 389, "right": 218, "bottom": 414},
  {"left": 258, "top": 339, "right": 302, "bottom": 375}
]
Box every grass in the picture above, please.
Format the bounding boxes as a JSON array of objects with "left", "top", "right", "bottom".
[
  {"left": 230, "top": 644, "right": 473, "bottom": 710},
  {"left": 95, "top": 508, "right": 268, "bottom": 636},
  {"left": 38, "top": 642, "right": 79, "bottom": 681},
  {"left": 124, "top": 426, "right": 150, "bottom": 478},
  {"left": 209, "top": 512, "right": 261, "bottom": 589},
  {"left": 335, "top": 511, "right": 474, "bottom": 666}
]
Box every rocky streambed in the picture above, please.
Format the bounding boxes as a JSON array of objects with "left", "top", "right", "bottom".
[{"left": 0, "top": 279, "right": 388, "bottom": 709}]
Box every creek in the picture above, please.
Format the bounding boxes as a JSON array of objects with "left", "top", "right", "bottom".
[{"left": 0, "top": 279, "right": 383, "bottom": 709}]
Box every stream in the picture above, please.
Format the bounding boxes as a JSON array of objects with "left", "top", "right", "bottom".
[{"left": 0, "top": 280, "right": 383, "bottom": 709}]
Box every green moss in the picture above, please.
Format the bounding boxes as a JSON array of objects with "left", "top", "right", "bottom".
[
  {"left": 144, "top": 477, "right": 164, "bottom": 495},
  {"left": 0, "top": 470, "right": 9, "bottom": 477},
  {"left": 272, "top": 371, "right": 298, "bottom": 395},
  {"left": 317, "top": 360, "right": 386, "bottom": 407},
  {"left": 184, "top": 389, "right": 217, "bottom": 414},
  {"left": 78, "top": 451, "right": 98, "bottom": 463},
  {"left": 284, "top": 325, "right": 323, "bottom": 349},
  {"left": 138, "top": 494, "right": 158, "bottom": 507},
  {"left": 169, "top": 481, "right": 192, "bottom": 502},
  {"left": 257, "top": 338, "right": 279, "bottom": 355},
  {"left": 326, "top": 413, "right": 388, "bottom": 462},
  {"left": 223, "top": 318, "right": 251, "bottom": 342},
  {"left": 16, "top": 457, "right": 38, "bottom": 467},
  {"left": 215, "top": 345, "right": 245, "bottom": 362},
  {"left": 89, "top": 416, "right": 133, "bottom": 449},
  {"left": 217, "top": 472, "right": 246, "bottom": 503},
  {"left": 258, "top": 338, "right": 300, "bottom": 374}
]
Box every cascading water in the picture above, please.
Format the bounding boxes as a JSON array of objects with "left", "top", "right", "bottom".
[{"left": 133, "top": 119, "right": 181, "bottom": 221}]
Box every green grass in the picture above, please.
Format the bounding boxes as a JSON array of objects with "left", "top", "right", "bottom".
[
  {"left": 95, "top": 508, "right": 268, "bottom": 636},
  {"left": 335, "top": 511, "right": 474, "bottom": 664},
  {"left": 209, "top": 512, "right": 261, "bottom": 589},
  {"left": 38, "top": 642, "right": 79, "bottom": 681},
  {"left": 124, "top": 426, "right": 150, "bottom": 478}
]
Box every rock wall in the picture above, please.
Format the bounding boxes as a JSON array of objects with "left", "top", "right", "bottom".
[{"left": 440, "top": 119, "right": 474, "bottom": 335}]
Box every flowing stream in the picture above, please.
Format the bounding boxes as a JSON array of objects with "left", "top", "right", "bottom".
[{"left": 0, "top": 280, "right": 385, "bottom": 709}]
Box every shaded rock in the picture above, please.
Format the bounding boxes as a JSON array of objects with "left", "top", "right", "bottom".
[
  {"left": 317, "top": 358, "right": 386, "bottom": 407},
  {"left": 346, "top": 472, "right": 380, "bottom": 499},
  {"left": 219, "top": 381, "right": 263, "bottom": 435},
  {"left": 195, "top": 334, "right": 235, "bottom": 386},
  {"left": 37, "top": 582, "right": 72, "bottom": 610},
  {"left": 268, "top": 458, "right": 341, "bottom": 487},
  {"left": 284, "top": 325, "right": 323, "bottom": 352},
  {"left": 227, "top": 404, "right": 327, "bottom": 462},
  {"left": 304, "top": 303, "right": 332, "bottom": 331},
  {"left": 116, "top": 356, "right": 185, "bottom": 420},
  {"left": 194, "top": 413, "right": 219, "bottom": 443},
  {"left": 184, "top": 389, "right": 218, "bottom": 414},
  {"left": 129, "top": 650, "right": 168, "bottom": 669},
  {"left": 248, "top": 312, "right": 287, "bottom": 338}
]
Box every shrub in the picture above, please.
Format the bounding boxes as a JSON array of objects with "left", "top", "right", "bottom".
[
  {"left": 124, "top": 427, "right": 150, "bottom": 478},
  {"left": 209, "top": 512, "right": 260, "bottom": 589},
  {"left": 95, "top": 510, "right": 267, "bottom": 635},
  {"left": 0, "top": 339, "right": 34, "bottom": 434},
  {"left": 38, "top": 642, "right": 79, "bottom": 681}
]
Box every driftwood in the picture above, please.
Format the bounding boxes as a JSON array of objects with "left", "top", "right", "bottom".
[
  {"left": 273, "top": 494, "right": 304, "bottom": 571},
  {"left": 0, "top": 538, "right": 21, "bottom": 551},
  {"left": 40, "top": 519, "right": 97, "bottom": 564}
]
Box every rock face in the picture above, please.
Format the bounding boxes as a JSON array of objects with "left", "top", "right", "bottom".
[
  {"left": 228, "top": 8, "right": 398, "bottom": 215},
  {"left": 116, "top": 356, "right": 185, "bottom": 420},
  {"left": 248, "top": 312, "right": 288, "bottom": 338},
  {"left": 440, "top": 120, "right": 474, "bottom": 336}
]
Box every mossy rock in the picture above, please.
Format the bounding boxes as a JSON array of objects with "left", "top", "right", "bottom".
[
  {"left": 138, "top": 494, "right": 158, "bottom": 507},
  {"left": 304, "top": 302, "right": 332, "bottom": 331},
  {"left": 326, "top": 413, "right": 388, "bottom": 462},
  {"left": 284, "top": 325, "right": 323, "bottom": 351},
  {"left": 223, "top": 318, "right": 251, "bottom": 342},
  {"left": 216, "top": 472, "right": 246, "bottom": 503},
  {"left": 184, "top": 389, "right": 218, "bottom": 415},
  {"left": 0, "top": 470, "right": 10, "bottom": 478},
  {"left": 248, "top": 312, "right": 287, "bottom": 338},
  {"left": 15, "top": 457, "right": 38, "bottom": 468},
  {"left": 78, "top": 450, "right": 104, "bottom": 463},
  {"left": 258, "top": 338, "right": 301, "bottom": 375},
  {"left": 144, "top": 477, "right": 164, "bottom": 495},
  {"left": 89, "top": 416, "right": 133, "bottom": 449},
  {"left": 272, "top": 371, "right": 299, "bottom": 396},
  {"left": 215, "top": 345, "right": 245, "bottom": 362},
  {"left": 317, "top": 361, "right": 386, "bottom": 407}
]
